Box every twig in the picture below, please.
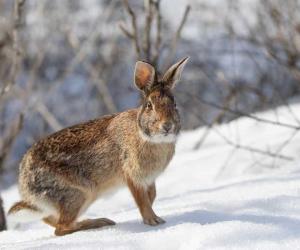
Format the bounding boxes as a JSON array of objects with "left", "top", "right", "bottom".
[
  {"left": 152, "top": 0, "right": 161, "bottom": 68},
  {"left": 143, "top": 0, "right": 153, "bottom": 61},
  {"left": 199, "top": 97, "right": 300, "bottom": 130},
  {"left": 163, "top": 5, "right": 190, "bottom": 70},
  {"left": 84, "top": 60, "right": 118, "bottom": 114},
  {"left": 0, "top": 0, "right": 26, "bottom": 173},
  {"left": 230, "top": 142, "right": 293, "bottom": 161},
  {"left": 271, "top": 129, "right": 299, "bottom": 166},
  {"left": 196, "top": 111, "right": 294, "bottom": 161},
  {"left": 122, "top": 0, "right": 141, "bottom": 59},
  {"left": 215, "top": 147, "right": 238, "bottom": 180},
  {"left": 0, "top": 0, "right": 25, "bottom": 96},
  {"left": 180, "top": 97, "right": 294, "bottom": 162},
  {"left": 119, "top": 22, "right": 134, "bottom": 39},
  {"left": 238, "top": 39, "right": 300, "bottom": 126},
  {"left": 36, "top": 103, "right": 63, "bottom": 131},
  {"left": 194, "top": 89, "right": 236, "bottom": 149},
  {"left": 0, "top": 113, "right": 23, "bottom": 170},
  {"left": 26, "top": 5, "right": 116, "bottom": 117}
]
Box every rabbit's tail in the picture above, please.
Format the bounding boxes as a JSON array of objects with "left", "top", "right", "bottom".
[{"left": 7, "top": 201, "right": 45, "bottom": 226}]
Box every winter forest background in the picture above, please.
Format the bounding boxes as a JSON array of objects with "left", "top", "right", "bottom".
[
  {"left": 1, "top": 0, "right": 300, "bottom": 187},
  {"left": 3, "top": 0, "right": 300, "bottom": 248}
]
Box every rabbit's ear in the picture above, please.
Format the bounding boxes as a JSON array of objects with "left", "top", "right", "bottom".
[
  {"left": 134, "top": 61, "right": 155, "bottom": 92},
  {"left": 162, "top": 57, "right": 189, "bottom": 89}
]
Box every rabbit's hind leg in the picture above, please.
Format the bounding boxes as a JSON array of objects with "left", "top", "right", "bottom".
[
  {"left": 53, "top": 191, "right": 115, "bottom": 236},
  {"left": 71, "top": 218, "right": 115, "bottom": 234},
  {"left": 55, "top": 217, "right": 115, "bottom": 236},
  {"left": 43, "top": 215, "right": 58, "bottom": 228},
  {"left": 53, "top": 190, "right": 85, "bottom": 236}
]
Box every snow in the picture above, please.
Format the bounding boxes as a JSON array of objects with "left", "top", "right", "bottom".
[{"left": 2, "top": 103, "right": 300, "bottom": 249}]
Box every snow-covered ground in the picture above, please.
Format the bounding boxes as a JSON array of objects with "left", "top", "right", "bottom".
[{"left": 2, "top": 103, "right": 300, "bottom": 249}]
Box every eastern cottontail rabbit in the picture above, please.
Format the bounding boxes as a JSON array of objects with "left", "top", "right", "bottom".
[{"left": 8, "top": 57, "right": 188, "bottom": 236}]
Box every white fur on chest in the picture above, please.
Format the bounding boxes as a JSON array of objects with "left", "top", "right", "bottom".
[
  {"left": 124, "top": 131, "right": 175, "bottom": 188},
  {"left": 135, "top": 149, "right": 174, "bottom": 188},
  {"left": 140, "top": 168, "right": 164, "bottom": 187},
  {"left": 139, "top": 130, "right": 177, "bottom": 144}
]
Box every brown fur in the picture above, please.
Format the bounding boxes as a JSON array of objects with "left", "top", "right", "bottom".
[
  {"left": 8, "top": 201, "right": 39, "bottom": 214},
  {"left": 8, "top": 58, "right": 188, "bottom": 236}
]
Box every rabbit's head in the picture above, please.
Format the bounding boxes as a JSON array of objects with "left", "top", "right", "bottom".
[{"left": 134, "top": 57, "right": 189, "bottom": 143}]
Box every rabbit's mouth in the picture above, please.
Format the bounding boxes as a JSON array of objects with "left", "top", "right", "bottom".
[
  {"left": 139, "top": 129, "right": 177, "bottom": 144},
  {"left": 162, "top": 131, "right": 174, "bottom": 138}
]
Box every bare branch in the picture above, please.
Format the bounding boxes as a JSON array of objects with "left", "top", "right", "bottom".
[
  {"left": 0, "top": 113, "right": 23, "bottom": 170},
  {"left": 271, "top": 128, "right": 299, "bottom": 166},
  {"left": 199, "top": 97, "right": 300, "bottom": 130},
  {"left": 143, "top": 0, "right": 153, "bottom": 61},
  {"left": 13, "top": 0, "right": 26, "bottom": 29},
  {"left": 27, "top": 8, "right": 116, "bottom": 117},
  {"left": 122, "top": 0, "right": 141, "bottom": 59},
  {"left": 120, "top": 0, "right": 189, "bottom": 74},
  {"left": 194, "top": 109, "right": 293, "bottom": 162},
  {"left": 119, "top": 22, "right": 134, "bottom": 39},
  {"left": 0, "top": 0, "right": 26, "bottom": 173},
  {"left": 152, "top": 0, "right": 162, "bottom": 68},
  {"left": 36, "top": 104, "right": 63, "bottom": 132},
  {"left": 84, "top": 61, "right": 118, "bottom": 114},
  {"left": 194, "top": 89, "right": 236, "bottom": 149},
  {"left": 228, "top": 141, "right": 293, "bottom": 161},
  {"left": 163, "top": 5, "right": 190, "bottom": 70},
  {"left": 0, "top": 0, "right": 26, "bottom": 96}
]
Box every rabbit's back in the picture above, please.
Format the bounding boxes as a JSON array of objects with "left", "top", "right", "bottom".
[{"left": 19, "top": 113, "right": 125, "bottom": 195}]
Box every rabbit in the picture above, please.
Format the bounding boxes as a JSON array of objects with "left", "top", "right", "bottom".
[{"left": 7, "top": 57, "right": 189, "bottom": 236}]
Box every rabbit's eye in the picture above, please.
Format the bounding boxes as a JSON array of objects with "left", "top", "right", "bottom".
[{"left": 146, "top": 102, "right": 152, "bottom": 110}]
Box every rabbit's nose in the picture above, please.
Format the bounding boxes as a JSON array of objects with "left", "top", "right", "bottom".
[{"left": 162, "top": 122, "right": 172, "bottom": 133}]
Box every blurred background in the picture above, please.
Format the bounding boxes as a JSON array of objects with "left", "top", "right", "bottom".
[{"left": 1, "top": 0, "right": 300, "bottom": 187}]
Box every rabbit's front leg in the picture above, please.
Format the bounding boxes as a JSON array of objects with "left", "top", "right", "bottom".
[
  {"left": 147, "top": 183, "right": 156, "bottom": 205},
  {"left": 126, "top": 178, "right": 165, "bottom": 226}
]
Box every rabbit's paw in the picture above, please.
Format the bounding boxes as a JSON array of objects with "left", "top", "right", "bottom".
[{"left": 143, "top": 215, "right": 165, "bottom": 226}]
